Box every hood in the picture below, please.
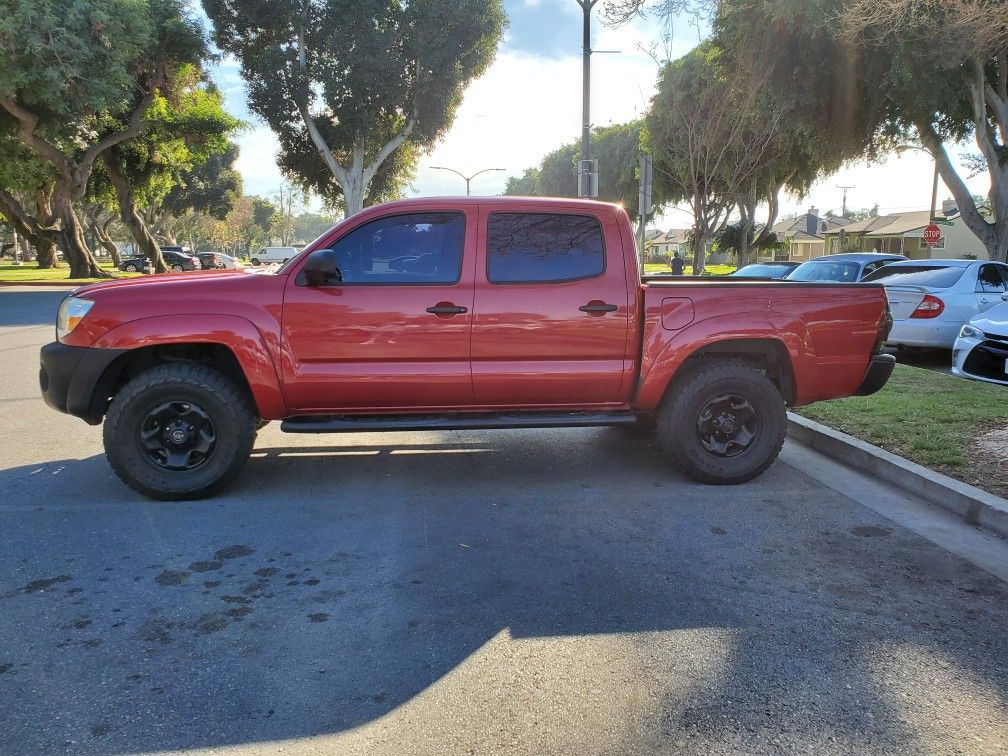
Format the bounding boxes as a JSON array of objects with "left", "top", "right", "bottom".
[
  {"left": 969, "top": 301, "right": 1008, "bottom": 336},
  {"left": 73, "top": 269, "right": 250, "bottom": 298}
]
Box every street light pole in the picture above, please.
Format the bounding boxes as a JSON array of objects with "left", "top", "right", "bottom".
[{"left": 430, "top": 166, "right": 506, "bottom": 196}]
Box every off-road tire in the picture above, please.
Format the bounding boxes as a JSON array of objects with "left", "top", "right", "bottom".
[
  {"left": 656, "top": 359, "right": 786, "bottom": 485},
  {"left": 103, "top": 364, "right": 256, "bottom": 500}
]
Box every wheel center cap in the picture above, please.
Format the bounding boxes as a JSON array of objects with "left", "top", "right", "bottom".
[
  {"left": 168, "top": 428, "right": 189, "bottom": 445},
  {"left": 717, "top": 414, "right": 737, "bottom": 433}
]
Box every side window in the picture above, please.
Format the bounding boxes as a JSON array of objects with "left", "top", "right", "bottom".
[
  {"left": 977, "top": 264, "right": 1008, "bottom": 293},
  {"left": 862, "top": 261, "right": 883, "bottom": 278},
  {"left": 487, "top": 212, "right": 605, "bottom": 283},
  {"left": 329, "top": 212, "right": 464, "bottom": 284}
]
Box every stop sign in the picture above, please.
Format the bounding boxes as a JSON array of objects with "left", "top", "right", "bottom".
[{"left": 923, "top": 224, "right": 942, "bottom": 247}]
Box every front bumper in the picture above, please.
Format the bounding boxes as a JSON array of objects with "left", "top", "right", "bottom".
[
  {"left": 39, "top": 342, "right": 128, "bottom": 425},
  {"left": 855, "top": 353, "right": 896, "bottom": 396},
  {"left": 953, "top": 335, "right": 1008, "bottom": 386}
]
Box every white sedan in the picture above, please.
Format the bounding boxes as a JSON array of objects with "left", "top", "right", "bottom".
[
  {"left": 953, "top": 296, "right": 1008, "bottom": 386},
  {"left": 862, "top": 259, "right": 1008, "bottom": 349}
]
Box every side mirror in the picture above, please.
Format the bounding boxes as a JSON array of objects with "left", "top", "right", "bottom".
[{"left": 297, "top": 249, "right": 342, "bottom": 286}]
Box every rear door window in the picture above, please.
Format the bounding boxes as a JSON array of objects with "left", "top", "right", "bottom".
[
  {"left": 976, "top": 264, "right": 1008, "bottom": 293},
  {"left": 487, "top": 212, "right": 605, "bottom": 283},
  {"left": 862, "top": 265, "right": 966, "bottom": 288}
]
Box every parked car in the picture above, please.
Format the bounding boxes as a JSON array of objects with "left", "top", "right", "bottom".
[
  {"left": 731, "top": 262, "right": 800, "bottom": 279},
  {"left": 161, "top": 249, "right": 200, "bottom": 271},
  {"left": 197, "top": 252, "right": 241, "bottom": 270},
  {"left": 862, "top": 259, "right": 1008, "bottom": 349},
  {"left": 249, "top": 246, "right": 297, "bottom": 266},
  {"left": 785, "top": 253, "right": 907, "bottom": 283},
  {"left": 952, "top": 294, "right": 1008, "bottom": 386},
  {"left": 39, "top": 197, "right": 894, "bottom": 500},
  {"left": 118, "top": 256, "right": 151, "bottom": 273}
]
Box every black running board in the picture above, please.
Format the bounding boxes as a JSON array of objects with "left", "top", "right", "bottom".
[{"left": 280, "top": 411, "right": 638, "bottom": 434}]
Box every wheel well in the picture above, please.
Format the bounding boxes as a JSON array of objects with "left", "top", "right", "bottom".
[
  {"left": 672, "top": 338, "right": 797, "bottom": 406},
  {"left": 89, "top": 343, "right": 258, "bottom": 421}
]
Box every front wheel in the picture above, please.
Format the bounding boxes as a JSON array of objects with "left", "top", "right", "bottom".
[
  {"left": 103, "top": 364, "right": 256, "bottom": 500},
  {"left": 656, "top": 359, "right": 786, "bottom": 485},
  {"left": 250, "top": 258, "right": 261, "bottom": 266}
]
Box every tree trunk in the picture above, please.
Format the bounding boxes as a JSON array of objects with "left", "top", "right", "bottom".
[
  {"left": 737, "top": 197, "right": 757, "bottom": 268},
  {"left": 104, "top": 156, "right": 168, "bottom": 273},
  {"left": 693, "top": 228, "right": 706, "bottom": 274},
  {"left": 55, "top": 199, "right": 109, "bottom": 279},
  {"left": 32, "top": 187, "right": 58, "bottom": 269},
  {"left": 91, "top": 218, "right": 122, "bottom": 266}
]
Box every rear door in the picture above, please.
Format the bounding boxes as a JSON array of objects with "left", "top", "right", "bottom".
[
  {"left": 470, "top": 206, "right": 631, "bottom": 406},
  {"left": 976, "top": 263, "right": 1008, "bottom": 313},
  {"left": 281, "top": 208, "right": 476, "bottom": 411}
]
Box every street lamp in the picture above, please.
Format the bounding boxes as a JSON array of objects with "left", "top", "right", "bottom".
[
  {"left": 895, "top": 144, "right": 941, "bottom": 222},
  {"left": 430, "top": 166, "right": 505, "bottom": 196}
]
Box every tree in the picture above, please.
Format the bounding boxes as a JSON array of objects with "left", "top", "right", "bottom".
[
  {"left": 647, "top": 45, "right": 792, "bottom": 272},
  {"left": 205, "top": 0, "right": 506, "bottom": 216},
  {"left": 839, "top": 0, "right": 1008, "bottom": 261},
  {"left": 96, "top": 67, "right": 241, "bottom": 272},
  {"left": 0, "top": 0, "right": 208, "bottom": 278},
  {"left": 155, "top": 142, "right": 242, "bottom": 246},
  {"left": 0, "top": 142, "right": 59, "bottom": 268},
  {"left": 293, "top": 211, "right": 339, "bottom": 244},
  {"left": 505, "top": 121, "right": 665, "bottom": 222}
]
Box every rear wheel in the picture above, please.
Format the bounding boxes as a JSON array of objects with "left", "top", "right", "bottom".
[
  {"left": 656, "top": 359, "right": 786, "bottom": 485},
  {"left": 124, "top": 263, "right": 138, "bottom": 272},
  {"left": 103, "top": 364, "right": 256, "bottom": 500},
  {"left": 250, "top": 258, "right": 261, "bottom": 266}
]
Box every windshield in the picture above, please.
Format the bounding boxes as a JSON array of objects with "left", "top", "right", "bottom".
[
  {"left": 861, "top": 265, "right": 966, "bottom": 288},
  {"left": 734, "top": 264, "right": 791, "bottom": 277},
  {"left": 786, "top": 261, "right": 862, "bottom": 282}
]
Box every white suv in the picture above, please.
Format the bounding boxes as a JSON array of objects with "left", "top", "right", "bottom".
[{"left": 250, "top": 246, "right": 298, "bottom": 266}]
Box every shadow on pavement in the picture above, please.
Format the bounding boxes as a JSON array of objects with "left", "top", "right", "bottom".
[{"left": 1, "top": 428, "right": 1006, "bottom": 753}]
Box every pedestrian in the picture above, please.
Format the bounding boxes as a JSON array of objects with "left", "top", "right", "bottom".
[{"left": 670, "top": 252, "right": 685, "bottom": 275}]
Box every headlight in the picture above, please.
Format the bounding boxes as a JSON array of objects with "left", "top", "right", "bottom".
[
  {"left": 56, "top": 296, "right": 94, "bottom": 341},
  {"left": 958, "top": 324, "right": 981, "bottom": 340}
]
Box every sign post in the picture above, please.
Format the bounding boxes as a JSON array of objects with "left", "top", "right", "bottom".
[{"left": 923, "top": 224, "right": 942, "bottom": 248}]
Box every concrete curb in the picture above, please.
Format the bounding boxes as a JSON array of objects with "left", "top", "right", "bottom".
[{"left": 787, "top": 412, "right": 1008, "bottom": 540}]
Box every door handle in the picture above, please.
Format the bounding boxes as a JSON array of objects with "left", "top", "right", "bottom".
[
  {"left": 579, "top": 302, "right": 619, "bottom": 314},
  {"left": 426, "top": 304, "right": 468, "bottom": 315}
]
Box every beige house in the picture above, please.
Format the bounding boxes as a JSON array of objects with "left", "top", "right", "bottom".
[
  {"left": 645, "top": 229, "right": 690, "bottom": 260},
  {"left": 822, "top": 210, "right": 988, "bottom": 260},
  {"left": 756, "top": 209, "right": 853, "bottom": 263}
]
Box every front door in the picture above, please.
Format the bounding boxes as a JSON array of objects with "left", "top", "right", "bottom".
[
  {"left": 281, "top": 209, "right": 476, "bottom": 411},
  {"left": 470, "top": 206, "right": 632, "bottom": 406},
  {"left": 976, "top": 263, "right": 1008, "bottom": 314}
]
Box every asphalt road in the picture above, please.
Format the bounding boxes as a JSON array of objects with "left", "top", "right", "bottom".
[{"left": 2, "top": 286, "right": 1007, "bottom": 755}]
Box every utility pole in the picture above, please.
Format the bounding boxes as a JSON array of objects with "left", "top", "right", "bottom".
[
  {"left": 577, "top": 0, "right": 598, "bottom": 198},
  {"left": 836, "top": 185, "right": 855, "bottom": 217},
  {"left": 637, "top": 155, "right": 652, "bottom": 262}
]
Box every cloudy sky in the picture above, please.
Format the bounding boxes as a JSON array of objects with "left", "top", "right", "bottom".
[{"left": 207, "top": 0, "right": 988, "bottom": 229}]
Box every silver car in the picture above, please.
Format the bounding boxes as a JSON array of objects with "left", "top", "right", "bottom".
[
  {"left": 953, "top": 296, "right": 1008, "bottom": 386},
  {"left": 862, "top": 259, "right": 1008, "bottom": 349}
]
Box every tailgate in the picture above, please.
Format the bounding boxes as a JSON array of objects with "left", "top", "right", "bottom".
[{"left": 884, "top": 286, "right": 927, "bottom": 321}]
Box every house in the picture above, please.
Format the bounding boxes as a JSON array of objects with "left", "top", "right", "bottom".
[
  {"left": 821, "top": 209, "right": 988, "bottom": 260},
  {"left": 757, "top": 208, "right": 853, "bottom": 263},
  {"left": 645, "top": 228, "right": 690, "bottom": 261}
]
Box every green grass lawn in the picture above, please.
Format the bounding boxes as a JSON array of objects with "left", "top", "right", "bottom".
[
  {"left": 798, "top": 364, "right": 1008, "bottom": 498},
  {"left": 0, "top": 262, "right": 140, "bottom": 284},
  {"left": 643, "top": 263, "right": 736, "bottom": 276}
]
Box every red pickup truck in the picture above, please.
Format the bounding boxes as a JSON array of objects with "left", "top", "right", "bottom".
[{"left": 40, "top": 197, "right": 894, "bottom": 499}]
